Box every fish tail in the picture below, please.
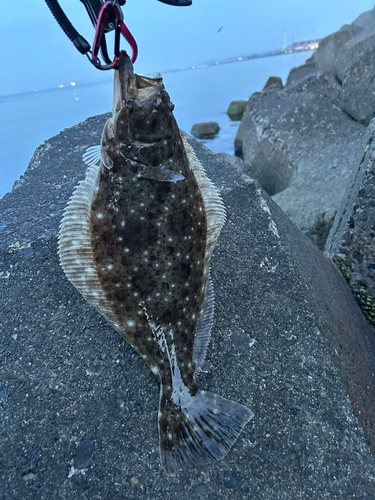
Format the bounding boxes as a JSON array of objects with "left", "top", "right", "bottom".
[{"left": 158, "top": 389, "right": 253, "bottom": 474}]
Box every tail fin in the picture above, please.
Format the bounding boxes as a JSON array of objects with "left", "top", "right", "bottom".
[{"left": 158, "top": 389, "right": 253, "bottom": 474}]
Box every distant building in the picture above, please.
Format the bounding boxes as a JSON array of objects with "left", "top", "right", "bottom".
[{"left": 291, "top": 39, "right": 320, "bottom": 51}]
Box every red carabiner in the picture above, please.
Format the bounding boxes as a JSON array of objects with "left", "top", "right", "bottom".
[
  {"left": 91, "top": 1, "right": 138, "bottom": 70},
  {"left": 120, "top": 21, "right": 138, "bottom": 64}
]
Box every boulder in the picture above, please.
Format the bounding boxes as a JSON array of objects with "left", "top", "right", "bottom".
[
  {"left": 241, "top": 81, "right": 365, "bottom": 245},
  {"left": 234, "top": 121, "right": 243, "bottom": 158},
  {"left": 325, "top": 118, "right": 375, "bottom": 325},
  {"left": 216, "top": 152, "right": 244, "bottom": 171},
  {"left": 191, "top": 121, "right": 220, "bottom": 139},
  {"left": 314, "top": 24, "right": 358, "bottom": 77},
  {"left": 263, "top": 76, "right": 283, "bottom": 90},
  {"left": 234, "top": 91, "right": 269, "bottom": 160},
  {"left": 1, "top": 116, "right": 375, "bottom": 498},
  {"left": 286, "top": 62, "right": 316, "bottom": 86},
  {"left": 335, "top": 8, "right": 375, "bottom": 82},
  {"left": 285, "top": 71, "right": 342, "bottom": 104},
  {"left": 314, "top": 8, "right": 375, "bottom": 81},
  {"left": 227, "top": 100, "right": 247, "bottom": 121},
  {"left": 339, "top": 45, "right": 375, "bottom": 125}
]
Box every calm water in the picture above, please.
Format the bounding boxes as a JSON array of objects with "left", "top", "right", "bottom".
[{"left": 0, "top": 52, "right": 308, "bottom": 199}]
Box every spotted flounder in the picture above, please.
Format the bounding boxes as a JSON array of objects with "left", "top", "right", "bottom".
[{"left": 58, "top": 51, "right": 253, "bottom": 473}]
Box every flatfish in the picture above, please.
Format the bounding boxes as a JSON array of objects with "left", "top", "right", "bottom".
[{"left": 58, "top": 51, "right": 253, "bottom": 473}]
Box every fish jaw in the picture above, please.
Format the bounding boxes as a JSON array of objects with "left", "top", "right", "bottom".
[{"left": 110, "top": 51, "right": 176, "bottom": 148}]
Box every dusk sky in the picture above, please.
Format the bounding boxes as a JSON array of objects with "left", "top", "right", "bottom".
[{"left": 1, "top": 0, "right": 374, "bottom": 96}]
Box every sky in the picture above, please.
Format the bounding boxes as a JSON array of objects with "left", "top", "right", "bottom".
[{"left": 0, "top": 0, "right": 374, "bottom": 96}]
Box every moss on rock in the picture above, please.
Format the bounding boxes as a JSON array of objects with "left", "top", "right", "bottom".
[{"left": 331, "top": 256, "right": 375, "bottom": 327}]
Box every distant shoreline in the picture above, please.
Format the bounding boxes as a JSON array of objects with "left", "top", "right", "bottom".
[{"left": 0, "top": 48, "right": 315, "bottom": 101}]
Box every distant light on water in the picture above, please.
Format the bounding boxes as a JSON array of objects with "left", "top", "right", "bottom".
[
  {"left": 70, "top": 82, "right": 76, "bottom": 87},
  {"left": 59, "top": 84, "right": 64, "bottom": 88}
]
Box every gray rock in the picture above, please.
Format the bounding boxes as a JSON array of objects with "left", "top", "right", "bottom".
[
  {"left": 1, "top": 116, "right": 375, "bottom": 498},
  {"left": 286, "top": 71, "right": 342, "bottom": 105},
  {"left": 227, "top": 100, "right": 247, "bottom": 121},
  {"left": 339, "top": 45, "right": 375, "bottom": 125},
  {"left": 335, "top": 9, "right": 375, "bottom": 81},
  {"left": 234, "top": 91, "right": 267, "bottom": 159},
  {"left": 234, "top": 121, "right": 243, "bottom": 158},
  {"left": 325, "top": 118, "right": 375, "bottom": 323},
  {"left": 86, "top": 358, "right": 105, "bottom": 376},
  {"left": 314, "top": 9, "right": 375, "bottom": 81},
  {"left": 314, "top": 24, "right": 358, "bottom": 77},
  {"left": 241, "top": 85, "right": 365, "bottom": 240},
  {"left": 263, "top": 76, "right": 283, "bottom": 90},
  {"left": 74, "top": 440, "right": 94, "bottom": 470},
  {"left": 286, "top": 62, "right": 316, "bottom": 86},
  {"left": 216, "top": 152, "right": 244, "bottom": 172},
  {"left": 191, "top": 121, "right": 220, "bottom": 139}
]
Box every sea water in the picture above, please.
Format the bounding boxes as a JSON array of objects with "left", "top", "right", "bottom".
[{"left": 0, "top": 52, "right": 308, "bottom": 199}]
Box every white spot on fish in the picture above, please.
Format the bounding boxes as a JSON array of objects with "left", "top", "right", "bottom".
[
  {"left": 97, "top": 213, "right": 103, "bottom": 219},
  {"left": 107, "top": 265, "right": 113, "bottom": 270},
  {"left": 127, "top": 321, "right": 135, "bottom": 327}
]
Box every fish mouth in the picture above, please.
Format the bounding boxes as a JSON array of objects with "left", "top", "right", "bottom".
[{"left": 113, "top": 51, "right": 163, "bottom": 114}]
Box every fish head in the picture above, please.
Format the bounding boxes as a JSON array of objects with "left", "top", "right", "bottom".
[{"left": 101, "top": 51, "right": 177, "bottom": 168}]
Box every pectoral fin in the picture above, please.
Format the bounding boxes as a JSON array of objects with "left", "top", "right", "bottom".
[
  {"left": 139, "top": 166, "right": 185, "bottom": 182},
  {"left": 83, "top": 145, "right": 101, "bottom": 166}
]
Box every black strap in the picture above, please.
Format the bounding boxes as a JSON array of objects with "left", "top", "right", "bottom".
[{"left": 45, "top": 0, "right": 91, "bottom": 54}]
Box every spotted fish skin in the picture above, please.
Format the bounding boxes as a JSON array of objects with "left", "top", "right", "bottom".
[{"left": 58, "top": 51, "right": 253, "bottom": 474}]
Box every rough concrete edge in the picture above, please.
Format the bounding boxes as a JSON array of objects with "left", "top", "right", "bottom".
[{"left": 325, "top": 119, "right": 375, "bottom": 327}]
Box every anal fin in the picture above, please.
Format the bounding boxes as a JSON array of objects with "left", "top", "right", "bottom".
[{"left": 193, "top": 275, "right": 214, "bottom": 372}]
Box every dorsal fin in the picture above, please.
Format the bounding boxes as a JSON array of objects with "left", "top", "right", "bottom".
[
  {"left": 183, "top": 137, "right": 226, "bottom": 280},
  {"left": 183, "top": 138, "right": 225, "bottom": 365},
  {"left": 58, "top": 164, "right": 122, "bottom": 333}
]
